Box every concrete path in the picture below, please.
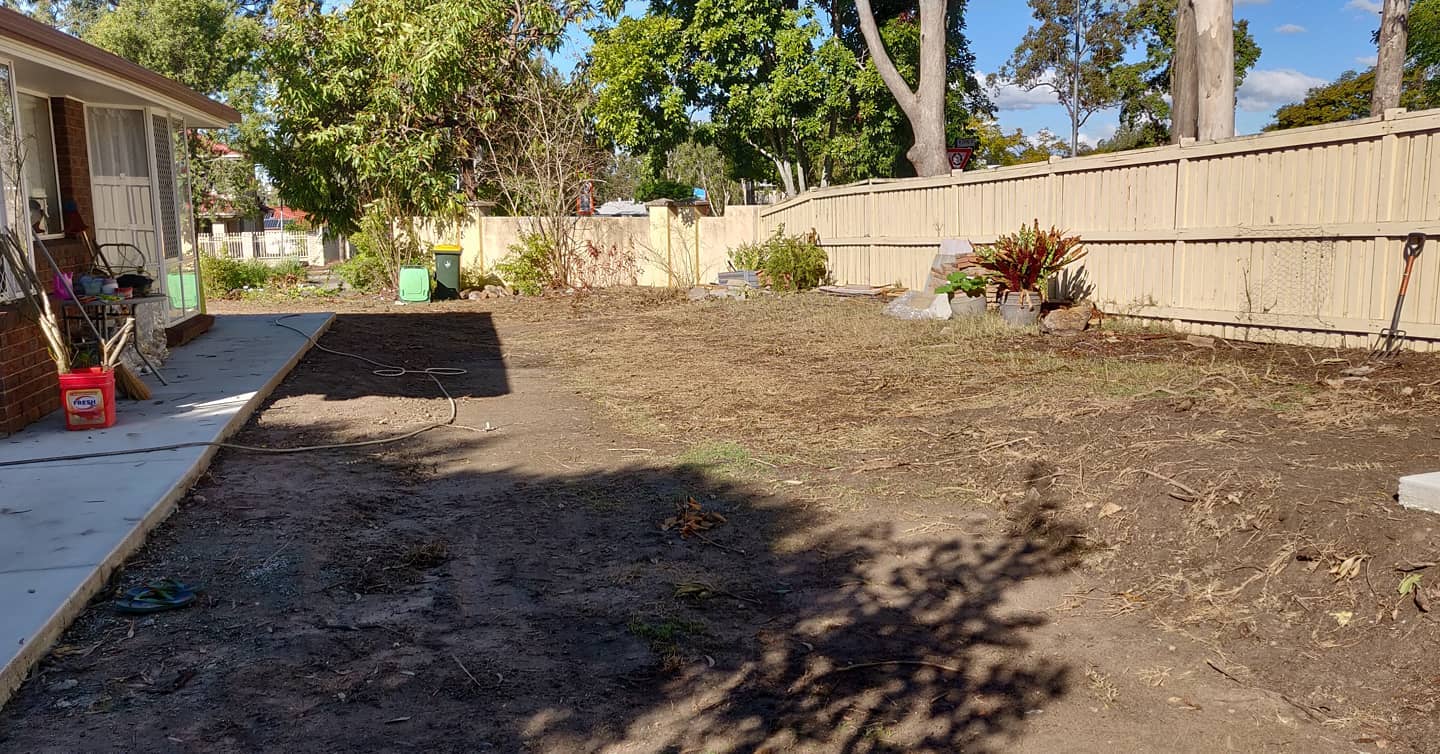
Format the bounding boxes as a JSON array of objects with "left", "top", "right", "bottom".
[{"left": 0, "top": 312, "right": 332, "bottom": 706}]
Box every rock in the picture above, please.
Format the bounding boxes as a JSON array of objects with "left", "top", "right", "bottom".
[
  {"left": 459, "top": 288, "right": 475, "bottom": 298},
  {"left": 926, "top": 292, "right": 953, "bottom": 320},
  {"left": 466, "top": 290, "right": 484, "bottom": 300},
  {"left": 884, "top": 291, "right": 940, "bottom": 320},
  {"left": 1185, "top": 335, "right": 1216, "bottom": 348},
  {"left": 48, "top": 679, "right": 78, "bottom": 693},
  {"left": 1041, "top": 300, "right": 1097, "bottom": 333},
  {"left": 483, "top": 284, "right": 511, "bottom": 297}
]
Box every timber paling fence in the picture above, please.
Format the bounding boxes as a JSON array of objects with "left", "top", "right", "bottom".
[{"left": 760, "top": 108, "right": 1440, "bottom": 351}]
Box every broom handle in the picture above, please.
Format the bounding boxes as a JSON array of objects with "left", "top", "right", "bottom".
[{"left": 27, "top": 229, "right": 107, "bottom": 350}]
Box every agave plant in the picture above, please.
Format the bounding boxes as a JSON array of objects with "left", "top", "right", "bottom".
[{"left": 977, "top": 220, "right": 1086, "bottom": 298}]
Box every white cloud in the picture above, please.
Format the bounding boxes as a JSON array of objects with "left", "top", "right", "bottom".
[
  {"left": 1079, "top": 123, "right": 1119, "bottom": 147},
  {"left": 1237, "top": 68, "right": 1329, "bottom": 112},
  {"left": 1345, "top": 0, "right": 1383, "bottom": 12},
  {"left": 1356, "top": 54, "right": 1379, "bottom": 66},
  {"left": 1275, "top": 23, "right": 1307, "bottom": 34},
  {"left": 981, "top": 72, "right": 1061, "bottom": 111}
]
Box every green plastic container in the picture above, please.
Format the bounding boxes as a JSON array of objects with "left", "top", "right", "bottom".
[
  {"left": 398, "top": 265, "right": 431, "bottom": 302},
  {"left": 432, "top": 244, "right": 461, "bottom": 300}
]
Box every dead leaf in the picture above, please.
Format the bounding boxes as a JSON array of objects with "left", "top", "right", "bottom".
[
  {"left": 1099, "top": 503, "right": 1123, "bottom": 519},
  {"left": 1341, "top": 366, "right": 1377, "bottom": 377},
  {"left": 1330, "top": 554, "right": 1366, "bottom": 581},
  {"left": 1330, "top": 611, "right": 1354, "bottom": 627},
  {"left": 1416, "top": 586, "right": 1431, "bottom": 613},
  {"left": 661, "top": 498, "right": 728, "bottom": 539}
]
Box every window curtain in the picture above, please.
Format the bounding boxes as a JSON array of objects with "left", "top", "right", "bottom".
[{"left": 85, "top": 108, "right": 149, "bottom": 178}]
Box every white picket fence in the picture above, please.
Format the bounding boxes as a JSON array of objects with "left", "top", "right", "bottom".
[{"left": 197, "top": 230, "right": 337, "bottom": 265}]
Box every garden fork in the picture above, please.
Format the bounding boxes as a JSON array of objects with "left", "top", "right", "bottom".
[{"left": 1375, "top": 232, "right": 1426, "bottom": 357}]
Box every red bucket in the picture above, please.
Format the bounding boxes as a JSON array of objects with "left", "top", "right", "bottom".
[{"left": 60, "top": 367, "right": 117, "bottom": 430}]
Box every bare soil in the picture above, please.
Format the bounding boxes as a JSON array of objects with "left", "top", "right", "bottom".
[{"left": 1, "top": 290, "right": 1436, "bottom": 753}]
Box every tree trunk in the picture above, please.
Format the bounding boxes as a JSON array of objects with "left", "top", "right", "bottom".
[
  {"left": 854, "top": 0, "right": 950, "bottom": 176},
  {"left": 1171, "top": 0, "right": 1199, "bottom": 143},
  {"left": 1195, "top": 0, "right": 1234, "bottom": 141},
  {"left": 1373, "top": 0, "right": 1410, "bottom": 116}
]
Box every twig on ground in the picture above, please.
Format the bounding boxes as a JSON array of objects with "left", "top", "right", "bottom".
[
  {"left": 452, "top": 654, "right": 484, "bottom": 690},
  {"left": 1134, "top": 469, "right": 1201, "bottom": 501},
  {"left": 695, "top": 532, "right": 746, "bottom": 556},
  {"left": 823, "top": 660, "right": 962, "bottom": 676},
  {"left": 1206, "top": 659, "right": 1328, "bottom": 723}
]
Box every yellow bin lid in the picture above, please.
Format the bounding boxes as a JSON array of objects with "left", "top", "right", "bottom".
[{"left": 433, "top": 244, "right": 461, "bottom": 253}]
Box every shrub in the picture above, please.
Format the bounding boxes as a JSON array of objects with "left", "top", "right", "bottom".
[
  {"left": 495, "top": 232, "right": 553, "bottom": 296},
  {"left": 977, "top": 220, "right": 1086, "bottom": 295},
  {"left": 727, "top": 240, "right": 766, "bottom": 272},
  {"left": 728, "top": 227, "right": 828, "bottom": 292},
  {"left": 636, "top": 177, "right": 694, "bottom": 203},
  {"left": 460, "top": 266, "right": 504, "bottom": 291},
  {"left": 335, "top": 252, "right": 389, "bottom": 292},
  {"left": 202, "top": 255, "right": 311, "bottom": 297},
  {"left": 202, "top": 254, "right": 275, "bottom": 296},
  {"left": 935, "top": 271, "right": 989, "bottom": 298}
]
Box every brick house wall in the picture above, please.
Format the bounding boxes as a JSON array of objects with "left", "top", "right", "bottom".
[{"left": 0, "top": 97, "right": 95, "bottom": 436}]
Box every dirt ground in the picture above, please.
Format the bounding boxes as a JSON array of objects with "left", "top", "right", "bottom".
[{"left": 1, "top": 289, "right": 1437, "bottom": 753}]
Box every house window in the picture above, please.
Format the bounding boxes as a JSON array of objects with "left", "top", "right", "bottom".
[{"left": 17, "top": 93, "right": 62, "bottom": 237}]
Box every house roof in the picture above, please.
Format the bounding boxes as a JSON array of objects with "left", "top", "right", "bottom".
[{"left": 0, "top": 7, "right": 241, "bottom": 127}]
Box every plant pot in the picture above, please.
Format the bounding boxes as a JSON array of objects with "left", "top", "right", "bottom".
[
  {"left": 998, "top": 291, "right": 1040, "bottom": 327},
  {"left": 948, "top": 294, "right": 987, "bottom": 319}
]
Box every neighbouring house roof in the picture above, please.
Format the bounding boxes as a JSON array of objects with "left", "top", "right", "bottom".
[
  {"left": 268, "top": 206, "right": 308, "bottom": 223},
  {"left": 596, "top": 200, "right": 649, "bottom": 217},
  {"left": 0, "top": 8, "right": 240, "bottom": 128}
]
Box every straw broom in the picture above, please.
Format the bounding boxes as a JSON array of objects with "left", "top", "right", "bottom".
[{"left": 101, "top": 317, "right": 151, "bottom": 400}]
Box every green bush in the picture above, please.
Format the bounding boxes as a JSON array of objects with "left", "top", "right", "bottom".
[
  {"left": 202, "top": 255, "right": 311, "bottom": 297},
  {"left": 202, "top": 254, "right": 275, "bottom": 296},
  {"left": 636, "top": 177, "right": 693, "bottom": 203},
  {"left": 335, "top": 252, "right": 389, "bottom": 292},
  {"left": 460, "top": 266, "right": 504, "bottom": 291},
  {"left": 727, "top": 227, "right": 828, "bottom": 292},
  {"left": 727, "top": 241, "right": 766, "bottom": 272},
  {"left": 495, "top": 232, "right": 553, "bottom": 296}
]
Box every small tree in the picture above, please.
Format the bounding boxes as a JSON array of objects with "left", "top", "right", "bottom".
[
  {"left": 253, "top": 0, "right": 598, "bottom": 285},
  {"left": 475, "top": 69, "right": 607, "bottom": 291},
  {"left": 999, "top": 0, "right": 1128, "bottom": 157}
]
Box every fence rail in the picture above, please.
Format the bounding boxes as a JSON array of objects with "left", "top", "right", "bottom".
[
  {"left": 760, "top": 108, "right": 1440, "bottom": 351},
  {"left": 197, "top": 230, "right": 342, "bottom": 266}
]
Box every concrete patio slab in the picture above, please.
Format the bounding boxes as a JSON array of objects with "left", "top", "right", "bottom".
[
  {"left": 0, "top": 312, "right": 333, "bottom": 707},
  {"left": 1399, "top": 471, "right": 1440, "bottom": 514}
]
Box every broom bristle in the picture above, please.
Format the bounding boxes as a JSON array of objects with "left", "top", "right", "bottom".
[{"left": 114, "top": 364, "right": 151, "bottom": 401}]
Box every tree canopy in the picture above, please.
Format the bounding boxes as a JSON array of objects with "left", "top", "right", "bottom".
[{"left": 586, "top": 0, "right": 989, "bottom": 195}]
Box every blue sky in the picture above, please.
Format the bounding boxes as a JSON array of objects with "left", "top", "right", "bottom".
[{"left": 554, "top": 0, "right": 1392, "bottom": 145}]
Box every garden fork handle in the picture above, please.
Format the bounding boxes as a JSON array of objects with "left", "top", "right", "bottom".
[{"left": 1398, "top": 233, "right": 1425, "bottom": 298}]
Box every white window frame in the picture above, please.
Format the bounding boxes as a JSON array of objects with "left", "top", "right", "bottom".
[
  {"left": 15, "top": 87, "right": 66, "bottom": 241},
  {"left": 0, "top": 55, "right": 32, "bottom": 303}
]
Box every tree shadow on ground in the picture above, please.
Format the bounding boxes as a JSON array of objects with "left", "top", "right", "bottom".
[
  {"left": 0, "top": 311, "right": 1082, "bottom": 754},
  {"left": 275, "top": 312, "right": 511, "bottom": 401}
]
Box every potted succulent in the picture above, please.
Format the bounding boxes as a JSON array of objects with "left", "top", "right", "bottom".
[
  {"left": 934, "top": 271, "right": 989, "bottom": 318},
  {"left": 977, "top": 220, "right": 1086, "bottom": 327}
]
